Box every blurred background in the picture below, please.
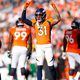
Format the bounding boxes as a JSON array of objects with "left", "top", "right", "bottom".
[
  {"left": 0, "top": 0, "right": 80, "bottom": 51},
  {"left": 0, "top": 0, "right": 80, "bottom": 80}
]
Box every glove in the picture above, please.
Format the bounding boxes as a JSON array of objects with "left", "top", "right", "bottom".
[
  {"left": 7, "top": 51, "right": 12, "bottom": 58},
  {"left": 61, "top": 52, "right": 67, "bottom": 60},
  {"left": 24, "top": 0, "right": 32, "bottom": 8}
]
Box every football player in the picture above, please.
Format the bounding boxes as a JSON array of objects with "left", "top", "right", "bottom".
[
  {"left": 63, "top": 17, "right": 80, "bottom": 80},
  {"left": 21, "top": 0, "right": 61, "bottom": 80},
  {"left": 8, "top": 17, "right": 32, "bottom": 80}
]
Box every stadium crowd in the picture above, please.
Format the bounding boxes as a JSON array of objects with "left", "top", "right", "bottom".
[
  {"left": 0, "top": 0, "right": 80, "bottom": 80},
  {"left": 0, "top": 0, "right": 80, "bottom": 50}
]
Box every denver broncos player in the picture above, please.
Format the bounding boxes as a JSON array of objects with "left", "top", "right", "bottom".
[
  {"left": 8, "top": 18, "right": 32, "bottom": 80},
  {"left": 21, "top": 1, "right": 61, "bottom": 80},
  {"left": 63, "top": 18, "right": 80, "bottom": 80}
]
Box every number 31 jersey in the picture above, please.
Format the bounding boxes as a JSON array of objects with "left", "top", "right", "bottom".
[
  {"left": 65, "top": 29, "right": 80, "bottom": 53},
  {"left": 9, "top": 26, "right": 31, "bottom": 47},
  {"left": 32, "top": 18, "right": 54, "bottom": 44}
]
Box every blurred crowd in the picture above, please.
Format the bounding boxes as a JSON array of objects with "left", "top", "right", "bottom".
[{"left": 0, "top": 0, "right": 80, "bottom": 52}]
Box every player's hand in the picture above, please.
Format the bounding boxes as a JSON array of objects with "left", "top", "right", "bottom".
[
  {"left": 50, "top": 0, "right": 60, "bottom": 14},
  {"left": 50, "top": 0, "right": 56, "bottom": 8},
  {"left": 50, "top": 0, "right": 61, "bottom": 23},
  {"left": 24, "top": 0, "right": 32, "bottom": 9},
  {"left": 61, "top": 52, "right": 67, "bottom": 60}
]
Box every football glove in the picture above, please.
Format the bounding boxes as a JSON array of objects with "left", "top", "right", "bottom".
[{"left": 24, "top": 0, "right": 32, "bottom": 8}]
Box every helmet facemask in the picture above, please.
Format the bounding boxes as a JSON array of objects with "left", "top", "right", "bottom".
[
  {"left": 35, "top": 8, "right": 46, "bottom": 23},
  {"left": 71, "top": 18, "right": 80, "bottom": 29}
]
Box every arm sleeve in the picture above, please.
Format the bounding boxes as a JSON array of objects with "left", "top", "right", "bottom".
[
  {"left": 63, "top": 36, "right": 67, "bottom": 52},
  {"left": 21, "top": 9, "right": 32, "bottom": 26}
]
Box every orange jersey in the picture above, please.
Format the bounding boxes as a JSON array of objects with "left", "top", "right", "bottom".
[
  {"left": 9, "top": 26, "right": 31, "bottom": 47},
  {"left": 32, "top": 18, "right": 54, "bottom": 44},
  {"left": 65, "top": 29, "right": 80, "bottom": 53}
]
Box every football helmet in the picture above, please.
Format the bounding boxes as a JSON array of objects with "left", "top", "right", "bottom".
[
  {"left": 35, "top": 8, "right": 46, "bottom": 23},
  {"left": 71, "top": 18, "right": 80, "bottom": 29},
  {"left": 16, "top": 18, "right": 24, "bottom": 27}
]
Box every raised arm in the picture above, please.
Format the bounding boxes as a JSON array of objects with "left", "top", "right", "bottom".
[
  {"left": 21, "top": 2, "right": 32, "bottom": 26},
  {"left": 50, "top": 1, "right": 61, "bottom": 26}
]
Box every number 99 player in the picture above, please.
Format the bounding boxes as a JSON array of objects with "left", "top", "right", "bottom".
[{"left": 8, "top": 17, "right": 32, "bottom": 80}]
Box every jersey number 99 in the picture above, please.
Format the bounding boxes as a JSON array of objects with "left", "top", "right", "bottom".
[{"left": 14, "top": 32, "right": 27, "bottom": 40}]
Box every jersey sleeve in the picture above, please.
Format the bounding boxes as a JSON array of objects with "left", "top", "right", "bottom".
[
  {"left": 21, "top": 9, "right": 32, "bottom": 26},
  {"left": 47, "top": 18, "right": 54, "bottom": 25},
  {"left": 9, "top": 27, "right": 15, "bottom": 36},
  {"left": 31, "top": 19, "right": 36, "bottom": 27}
]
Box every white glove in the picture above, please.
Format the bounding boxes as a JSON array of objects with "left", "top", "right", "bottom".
[
  {"left": 61, "top": 52, "right": 67, "bottom": 60},
  {"left": 7, "top": 50, "right": 12, "bottom": 58}
]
